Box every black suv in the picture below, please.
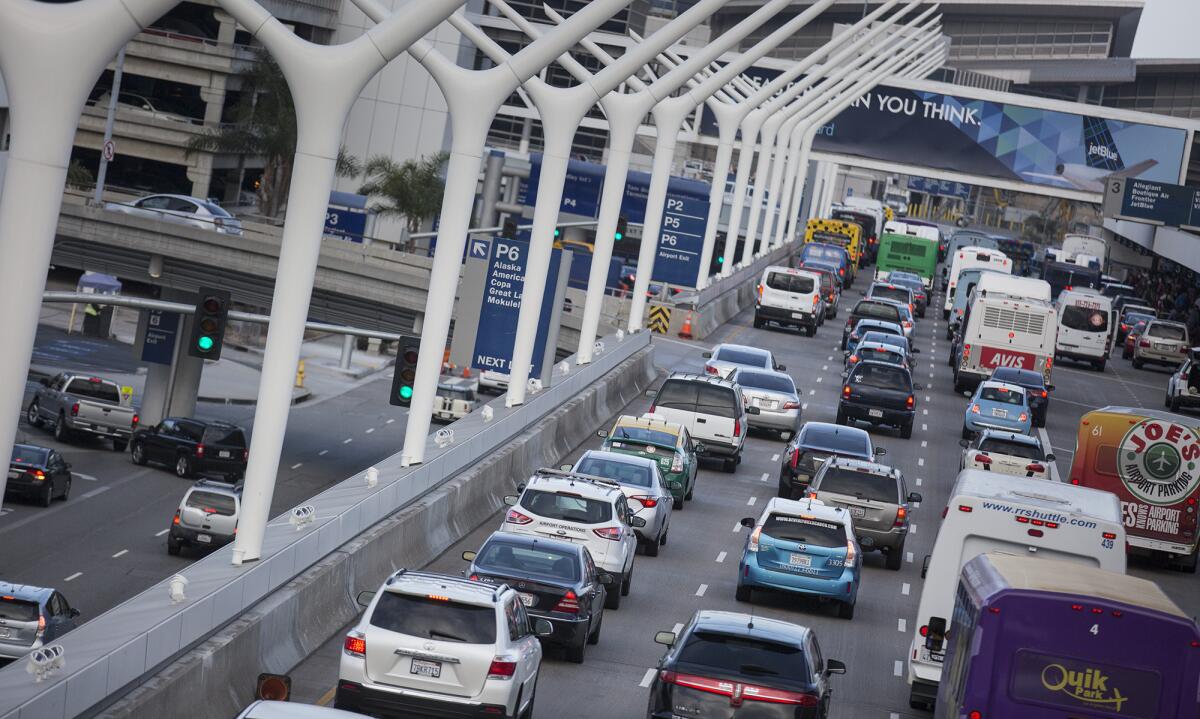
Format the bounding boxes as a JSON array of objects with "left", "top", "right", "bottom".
[
  {"left": 131, "top": 418, "right": 248, "bottom": 479},
  {"left": 648, "top": 611, "right": 845, "bottom": 719},
  {"left": 988, "top": 367, "right": 1052, "bottom": 427},
  {"left": 837, "top": 361, "right": 922, "bottom": 438},
  {"left": 841, "top": 299, "right": 904, "bottom": 350}
]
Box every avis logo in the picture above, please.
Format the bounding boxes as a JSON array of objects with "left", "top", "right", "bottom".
[{"left": 1088, "top": 144, "right": 1120, "bottom": 163}]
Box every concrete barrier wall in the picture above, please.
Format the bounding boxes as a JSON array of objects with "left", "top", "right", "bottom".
[{"left": 97, "top": 346, "right": 657, "bottom": 719}]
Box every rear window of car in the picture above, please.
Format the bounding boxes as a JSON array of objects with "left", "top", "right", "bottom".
[
  {"left": 735, "top": 371, "right": 795, "bottom": 394},
  {"left": 203, "top": 426, "right": 246, "bottom": 447},
  {"left": 696, "top": 385, "right": 739, "bottom": 419},
  {"left": 802, "top": 426, "right": 869, "bottom": 456},
  {"left": 523, "top": 489, "right": 613, "bottom": 524},
  {"left": 765, "top": 272, "right": 815, "bottom": 294},
  {"left": 676, "top": 631, "right": 810, "bottom": 684},
  {"left": 1124, "top": 313, "right": 1154, "bottom": 326},
  {"left": 1061, "top": 305, "right": 1108, "bottom": 333},
  {"left": 762, "top": 514, "right": 846, "bottom": 547},
  {"left": 0, "top": 597, "right": 39, "bottom": 622},
  {"left": 854, "top": 301, "right": 901, "bottom": 322},
  {"left": 476, "top": 542, "right": 580, "bottom": 582},
  {"left": 201, "top": 200, "right": 233, "bottom": 218},
  {"left": 871, "top": 286, "right": 910, "bottom": 304},
  {"left": 65, "top": 379, "right": 120, "bottom": 403},
  {"left": 850, "top": 364, "right": 911, "bottom": 390},
  {"left": 611, "top": 426, "right": 677, "bottom": 449},
  {"left": 185, "top": 490, "right": 237, "bottom": 516},
  {"left": 370, "top": 592, "right": 497, "bottom": 644},
  {"left": 575, "top": 457, "right": 653, "bottom": 488},
  {"left": 990, "top": 368, "right": 1041, "bottom": 387},
  {"left": 861, "top": 332, "right": 905, "bottom": 352},
  {"left": 1148, "top": 324, "right": 1187, "bottom": 341},
  {"left": 816, "top": 467, "right": 898, "bottom": 503},
  {"left": 10, "top": 446, "right": 48, "bottom": 465},
  {"left": 855, "top": 347, "right": 904, "bottom": 365},
  {"left": 978, "top": 438, "right": 1045, "bottom": 460},
  {"left": 855, "top": 322, "right": 901, "bottom": 338},
  {"left": 655, "top": 380, "right": 698, "bottom": 411},
  {"left": 713, "top": 347, "right": 769, "bottom": 367},
  {"left": 892, "top": 280, "right": 925, "bottom": 297},
  {"left": 980, "top": 386, "right": 1025, "bottom": 404}
]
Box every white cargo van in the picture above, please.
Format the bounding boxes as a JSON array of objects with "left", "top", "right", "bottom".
[
  {"left": 1054, "top": 288, "right": 1115, "bottom": 370},
  {"left": 943, "top": 247, "right": 1011, "bottom": 319},
  {"left": 905, "top": 469, "right": 1125, "bottom": 710}
]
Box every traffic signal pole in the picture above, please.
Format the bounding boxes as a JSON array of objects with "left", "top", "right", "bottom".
[{"left": 0, "top": 0, "right": 178, "bottom": 510}]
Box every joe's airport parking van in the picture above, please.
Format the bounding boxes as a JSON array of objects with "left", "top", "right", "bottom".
[{"left": 1069, "top": 407, "right": 1200, "bottom": 573}]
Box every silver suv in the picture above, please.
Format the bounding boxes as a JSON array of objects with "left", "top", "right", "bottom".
[
  {"left": 336, "top": 570, "right": 550, "bottom": 718},
  {"left": 806, "top": 457, "right": 920, "bottom": 571},
  {"left": 167, "top": 479, "right": 241, "bottom": 555}
]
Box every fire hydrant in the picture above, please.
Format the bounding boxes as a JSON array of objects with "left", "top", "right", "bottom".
[{"left": 295, "top": 360, "right": 305, "bottom": 388}]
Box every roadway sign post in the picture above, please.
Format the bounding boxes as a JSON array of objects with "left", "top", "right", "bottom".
[
  {"left": 651, "top": 191, "right": 710, "bottom": 288},
  {"left": 1101, "top": 177, "right": 1200, "bottom": 230}
]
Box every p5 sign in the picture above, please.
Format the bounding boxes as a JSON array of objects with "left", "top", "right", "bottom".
[{"left": 979, "top": 346, "right": 1035, "bottom": 370}]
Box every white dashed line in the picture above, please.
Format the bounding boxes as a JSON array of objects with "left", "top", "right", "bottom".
[
  {"left": 319, "top": 449, "right": 329, "bottom": 456},
  {"left": 112, "top": 549, "right": 128, "bottom": 558},
  {"left": 891, "top": 713, "right": 901, "bottom": 719},
  {"left": 771, "top": 454, "right": 779, "bottom": 462},
  {"left": 816, "top": 377, "right": 823, "bottom": 383},
  {"left": 760, "top": 473, "right": 769, "bottom": 482},
  {"left": 822, "top": 365, "right": 828, "bottom": 371},
  {"left": 695, "top": 584, "right": 708, "bottom": 597},
  {"left": 898, "top": 618, "right": 907, "bottom": 632},
  {"left": 639, "top": 668, "right": 656, "bottom": 687},
  {"left": 922, "top": 409, "right": 928, "bottom": 415},
  {"left": 921, "top": 440, "right": 927, "bottom": 448},
  {"left": 733, "top": 522, "right": 743, "bottom": 533},
  {"left": 906, "top": 552, "right": 914, "bottom": 563},
  {"left": 155, "top": 529, "right": 169, "bottom": 537},
  {"left": 64, "top": 572, "right": 82, "bottom": 582},
  {"left": 916, "top": 477, "right": 923, "bottom": 486},
  {"left": 918, "top": 458, "right": 925, "bottom": 467},
  {"left": 343, "top": 438, "right": 353, "bottom": 444},
  {"left": 365, "top": 428, "right": 375, "bottom": 434},
  {"left": 716, "top": 551, "right": 727, "bottom": 563},
  {"left": 809, "top": 390, "right": 816, "bottom": 395},
  {"left": 291, "top": 462, "right": 303, "bottom": 470},
  {"left": 673, "top": 622, "right": 684, "bottom": 634},
  {"left": 827, "top": 356, "right": 833, "bottom": 361},
  {"left": 925, "top": 395, "right": 931, "bottom": 402},
  {"left": 922, "top": 423, "right": 928, "bottom": 431},
  {"left": 910, "top": 524, "right": 917, "bottom": 535},
  {"left": 802, "top": 403, "right": 809, "bottom": 410},
  {"left": 747, "top": 497, "right": 757, "bottom": 506},
  {"left": 901, "top": 582, "right": 911, "bottom": 596},
  {"left": 893, "top": 661, "right": 903, "bottom": 677},
  {"left": 73, "top": 473, "right": 98, "bottom": 482}
]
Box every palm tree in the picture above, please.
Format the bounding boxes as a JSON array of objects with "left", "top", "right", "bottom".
[{"left": 358, "top": 152, "right": 449, "bottom": 233}]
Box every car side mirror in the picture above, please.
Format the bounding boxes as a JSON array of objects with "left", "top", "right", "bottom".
[
  {"left": 962, "top": 391, "right": 972, "bottom": 398},
  {"left": 874, "top": 447, "right": 887, "bottom": 456},
  {"left": 908, "top": 492, "right": 923, "bottom": 503},
  {"left": 69, "top": 608, "right": 81, "bottom": 618},
  {"left": 596, "top": 429, "right": 608, "bottom": 438},
  {"left": 1046, "top": 453, "right": 1056, "bottom": 462},
  {"left": 534, "top": 618, "right": 554, "bottom": 637},
  {"left": 913, "top": 382, "right": 923, "bottom": 390},
  {"left": 654, "top": 631, "right": 676, "bottom": 647},
  {"left": 630, "top": 516, "right": 647, "bottom": 528},
  {"left": 503, "top": 495, "right": 518, "bottom": 506},
  {"left": 958, "top": 438, "right": 969, "bottom": 448},
  {"left": 746, "top": 406, "right": 761, "bottom": 415},
  {"left": 776, "top": 364, "right": 786, "bottom": 372},
  {"left": 921, "top": 554, "right": 931, "bottom": 579},
  {"left": 597, "top": 574, "right": 614, "bottom": 586},
  {"left": 739, "top": 517, "right": 756, "bottom": 529},
  {"left": 825, "top": 659, "right": 846, "bottom": 675},
  {"left": 461, "top": 550, "right": 477, "bottom": 562},
  {"left": 356, "top": 590, "right": 376, "bottom": 607},
  {"left": 645, "top": 389, "right": 658, "bottom": 398},
  {"left": 701, "top": 351, "right": 713, "bottom": 359}
]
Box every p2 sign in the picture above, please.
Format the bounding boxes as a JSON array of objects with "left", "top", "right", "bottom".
[{"left": 652, "top": 192, "right": 708, "bottom": 288}]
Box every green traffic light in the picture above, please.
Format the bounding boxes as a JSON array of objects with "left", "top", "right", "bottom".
[
  {"left": 614, "top": 232, "right": 623, "bottom": 240},
  {"left": 717, "top": 256, "right": 725, "bottom": 264},
  {"left": 197, "top": 336, "right": 215, "bottom": 351},
  {"left": 399, "top": 385, "right": 414, "bottom": 400},
  {"left": 554, "top": 229, "right": 561, "bottom": 238}
]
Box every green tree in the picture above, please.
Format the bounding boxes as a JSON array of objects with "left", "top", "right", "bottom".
[
  {"left": 66, "top": 160, "right": 94, "bottom": 190},
  {"left": 358, "top": 152, "right": 449, "bottom": 233}
]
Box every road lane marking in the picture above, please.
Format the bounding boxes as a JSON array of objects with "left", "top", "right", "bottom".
[
  {"left": 771, "top": 454, "right": 779, "bottom": 462},
  {"left": 802, "top": 403, "right": 809, "bottom": 410},
  {"left": 918, "top": 458, "right": 924, "bottom": 466},
  {"left": 319, "top": 449, "right": 329, "bottom": 456},
  {"left": 112, "top": 549, "right": 128, "bottom": 558},
  {"left": 639, "top": 668, "right": 656, "bottom": 688},
  {"left": 916, "top": 477, "right": 923, "bottom": 486},
  {"left": 155, "top": 529, "right": 169, "bottom": 537},
  {"left": 747, "top": 497, "right": 757, "bottom": 506},
  {"left": 902, "top": 582, "right": 910, "bottom": 595},
  {"left": 386, "top": 418, "right": 395, "bottom": 424},
  {"left": 673, "top": 622, "right": 684, "bottom": 634},
  {"left": 816, "top": 377, "right": 823, "bottom": 383},
  {"left": 809, "top": 390, "right": 816, "bottom": 395},
  {"left": 365, "top": 428, "right": 375, "bottom": 434},
  {"left": 695, "top": 584, "right": 708, "bottom": 597},
  {"left": 921, "top": 440, "right": 927, "bottom": 448},
  {"left": 922, "top": 423, "right": 927, "bottom": 431},
  {"left": 822, "top": 365, "right": 828, "bottom": 371},
  {"left": 317, "top": 686, "right": 337, "bottom": 706},
  {"left": 81, "top": 486, "right": 110, "bottom": 500},
  {"left": 898, "top": 618, "right": 907, "bottom": 632},
  {"left": 732, "top": 522, "right": 742, "bottom": 533},
  {"left": 906, "top": 552, "right": 914, "bottom": 563},
  {"left": 910, "top": 524, "right": 917, "bottom": 534},
  {"left": 922, "top": 409, "right": 928, "bottom": 415},
  {"left": 291, "top": 463, "right": 303, "bottom": 470},
  {"left": 925, "top": 395, "right": 931, "bottom": 402},
  {"left": 343, "top": 438, "right": 353, "bottom": 444},
  {"left": 893, "top": 661, "right": 903, "bottom": 677},
  {"left": 760, "top": 473, "right": 769, "bottom": 482},
  {"left": 716, "top": 551, "right": 727, "bottom": 563},
  {"left": 72, "top": 472, "right": 98, "bottom": 482},
  {"left": 64, "top": 572, "right": 82, "bottom": 582},
  {"left": 827, "top": 356, "right": 833, "bottom": 361}
]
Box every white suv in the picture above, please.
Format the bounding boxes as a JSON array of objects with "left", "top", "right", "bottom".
[
  {"left": 502, "top": 470, "right": 643, "bottom": 610},
  {"left": 336, "top": 570, "right": 550, "bottom": 718},
  {"left": 754, "top": 265, "right": 824, "bottom": 335}
]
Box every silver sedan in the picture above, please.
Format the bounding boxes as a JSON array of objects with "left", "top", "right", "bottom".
[
  {"left": 731, "top": 367, "right": 802, "bottom": 439},
  {"left": 703, "top": 343, "right": 784, "bottom": 379},
  {"left": 570, "top": 450, "right": 673, "bottom": 556}
]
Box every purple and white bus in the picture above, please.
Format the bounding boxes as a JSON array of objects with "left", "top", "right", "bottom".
[{"left": 937, "top": 553, "right": 1200, "bottom": 719}]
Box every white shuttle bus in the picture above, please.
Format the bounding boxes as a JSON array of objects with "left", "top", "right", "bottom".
[
  {"left": 943, "top": 247, "right": 1010, "bottom": 319},
  {"left": 953, "top": 287, "right": 1057, "bottom": 393},
  {"left": 905, "top": 470, "right": 1126, "bottom": 711},
  {"left": 1054, "top": 288, "right": 1116, "bottom": 371}
]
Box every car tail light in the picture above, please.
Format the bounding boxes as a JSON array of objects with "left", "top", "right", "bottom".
[
  {"left": 789, "top": 449, "right": 800, "bottom": 469},
  {"left": 842, "top": 385, "right": 851, "bottom": 398},
  {"left": 975, "top": 454, "right": 992, "bottom": 465},
  {"left": 1040, "top": 390, "right": 1048, "bottom": 398},
  {"left": 504, "top": 509, "right": 533, "bottom": 525},
  {"left": 593, "top": 526, "right": 623, "bottom": 541},
  {"left": 132, "top": 413, "right": 139, "bottom": 427},
  {"left": 343, "top": 634, "right": 366, "bottom": 658},
  {"left": 671, "top": 454, "right": 684, "bottom": 473},
  {"left": 1139, "top": 338, "right": 1152, "bottom": 347},
  {"left": 919, "top": 625, "right": 929, "bottom": 636},
  {"left": 844, "top": 540, "right": 857, "bottom": 564},
  {"left": 36, "top": 614, "right": 46, "bottom": 638},
  {"left": 657, "top": 671, "right": 819, "bottom": 706},
  {"left": 839, "top": 267, "right": 844, "bottom": 276},
  {"left": 958, "top": 504, "right": 973, "bottom": 513},
  {"left": 1102, "top": 532, "right": 1117, "bottom": 540},
  {"left": 756, "top": 284, "right": 763, "bottom": 300},
  {"left": 648, "top": 404, "right": 656, "bottom": 414},
  {"left": 704, "top": 364, "right": 718, "bottom": 375},
  {"left": 747, "top": 525, "right": 762, "bottom": 552},
  {"left": 488, "top": 659, "right": 517, "bottom": 679},
  {"left": 70, "top": 402, "right": 79, "bottom": 417},
  {"left": 894, "top": 507, "right": 907, "bottom": 527},
  {"left": 905, "top": 395, "right": 914, "bottom": 410},
  {"left": 172, "top": 510, "right": 180, "bottom": 525},
  {"left": 970, "top": 404, "right": 980, "bottom": 414},
  {"left": 30, "top": 469, "right": 46, "bottom": 481},
  {"left": 1019, "top": 413, "right": 1028, "bottom": 422},
  {"left": 848, "top": 354, "right": 859, "bottom": 364},
  {"left": 1121, "top": 323, "right": 1129, "bottom": 331},
  {"left": 195, "top": 444, "right": 205, "bottom": 458},
  {"left": 553, "top": 590, "right": 580, "bottom": 614},
  {"left": 968, "top": 711, "right": 982, "bottom": 719},
  {"left": 631, "top": 495, "right": 658, "bottom": 508},
  {"left": 903, "top": 321, "right": 912, "bottom": 329},
  {"left": 783, "top": 400, "right": 800, "bottom": 409},
  {"left": 734, "top": 418, "right": 741, "bottom": 437}
]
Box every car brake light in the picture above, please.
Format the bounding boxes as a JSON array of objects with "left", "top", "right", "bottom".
[
  {"left": 783, "top": 400, "right": 800, "bottom": 409},
  {"left": 632, "top": 495, "right": 658, "bottom": 508},
  {"left": 958, "top": 504, "right": 973, "bottom": 512},
  {"left": 906, "top": 395, "right": 914, "bottom": 410},
  {"left": 343, "top": 634, "right": 366, "bottom": 657},
  {"left": 968, "top": 711, "right": 982, "bottom": 719},
  {"left": 975, "top": 454, "right": 992, "bottom": 465},
  {"left": 30, "top": 469, "right": 46, "bottom": 481},
  {"left": 1102, "top": 532, "right": 1117, "bottom": 540},
  {"left": 1019, "top": 413, "right": 1028, "bottom": 422},
  {"left": 734, "top": 418, "right": 741, "bottom": 437},
  {"left": 1140, "top": 339, "right": 1150, "bottom": 347},
  {"left": 657, "top": 671, "right": 819, "bottom": 706},
  {"left": 844, "top": 540, "right": 857, "bottom": 564},
  {"left": 70, "top": 402, "right": 79, "bottom": 417},
  {"left": 172, "top": 510, "right": 180, "bottom": 525},
  {"left": 593, "top": 526, "right": 622, "bottom": 541},
  {"left": 894, "top": 507, "right": 907, "bottom": 526},
  {"left": 195, "top": 444, "right": 205, "bottom": 457},
  {"left": 747, "top": 525, "right": 762, "bottom": 552},
  {"left": 789, "top": 449, "right": 800, "bottom": 469},
  {"left": 36, "top": 614, "right": 46, "bottom": 637},
  {"left": 488, "top": 659, "right": 517, "bottom": 679},
  {"left": 842, "top": 385, "right": 851, "bottom": 398},
  {"left": 553, "top": 590, "right": 580, "bottom": 614},
  {"left": 1040, "top": 390, "right": 1048, "bottom": 398},
  {"left": 756, "top": 284, "right": 763, "bottom": 300},
  {"left": 649, "top": 404, "right": 656, "bottom": 414},
  {"left": 504, "top": 509, "right": 533, "bottom": 525},
  {"left": 704, "top": 364, "right": 718, "bottom": 375},
  {"left": 132, "top": 413, "right": 139, "bottom": 427},
  {"left": 848, "top": 355, "right": 859, "bottom": 364},
  {"left": 671, "top": 454, "right": 684, "bottom": 473},
  {"left": 919, "top": 625, "right": 929, "bottom": 636}
]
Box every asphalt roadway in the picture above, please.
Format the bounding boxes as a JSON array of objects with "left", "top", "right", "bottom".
[{"left": 282, "top": 281, "right": 1199, "bottom": 718}]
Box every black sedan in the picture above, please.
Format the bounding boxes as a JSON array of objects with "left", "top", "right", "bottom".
[
  {"left": 7, "top": 444, "right": 72, "bottom": 506},
  {"left": 647, "top": 610, "right": 845, "bottom": 719},
  {"left": 779, "top": 422, "right": 884, "bottom": 498},
  {"left": 463, "top": 531, "right": 609, "bottom": 664},
  {"left": 130, "top": 418, "right": 248, "bottom": 478},
  {"left": 988, "top": 367, "right": 1052, "bottom": 428},
  {"left": 837, "top": 361, "right": 922, "bottom": 438}
]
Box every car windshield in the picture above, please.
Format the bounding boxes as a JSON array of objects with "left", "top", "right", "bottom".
[
  {"left": 978, "top": 438, "right": 1045, "bottom": 460},
  {"left": 736, "top": 371, "right": 795, "bottom": 394},
  {"left": 979, "top": 386, "right": 1025, "bottom": 405},
  {"left": 185, "top": 490, "right": 236, "bottom": 516},
  {"left": 10, "top": 446, "right": 48, "bottom": 465},
  {"left": 1124, "top": 313, "right": 1154, "bottom": 326},
  {"left": 476, "top": 542, "right": 579, "bottom": 582},
  {"left": 850, "top": 364, "right": 911, "bottom": 390},
  {"left": 762, "top": 514, "right": 845, "bottom": 547},
  {"left": 574, "top": 457, "right": 654, "bottom": 488},
  {"left": 854, "top": 302, "right": 901, "bottom": 322},
  {"left": 202, "top": 426, "right": 245, "bottom": 447},
  {"left": 816, "top": 467, "right": 897, "bottom": 503},
  {"left": 65, "top": 378, "right": 121, "bottom": 403},
  {"left": 714, "top": 347, "right": 769, "bottom": 367},
  {"left": 0, "top": 597, "right": 39, "bottom": 622},
  {"left": 676, "top": 631, "right": 809, "bottom": 683},
  {"left": 1148, "top": 324, "right": 1187, "bottom": 341},
  {"left": 610, "top": 426, "right": 676, "bottom": 449},
  {"left": 1061, "top": 305, "right": 1108, "bottom": 332},
  {"left": 765, "top": 272, "right": 815, "bottom": 294},
  {"left": 523, "top": 489, "right": 613, "bottom": 524},
  {"left": 802, "top": 426, "right": 869, "bottom": 456},
  {"left": 871, "top": 286, "right": 911, "bottom": 304},
  {"left": 370, "top": 592, "right": 496, "bottom": 644},
  {"left": 990, "top": 368, "right": 1041, "bottom": 388}
]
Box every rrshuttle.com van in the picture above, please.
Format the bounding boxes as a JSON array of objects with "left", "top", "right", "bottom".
[
  {"left": 1054, "top": 288, "right": 1116, "bottom": 371},
  {"left": 905, "top": 469, "right": 1125, "bottom": 711}
]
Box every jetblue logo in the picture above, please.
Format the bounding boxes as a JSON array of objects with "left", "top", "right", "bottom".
[{"left": 1088, "top": 144, "right": 1119, "bottom": 164}]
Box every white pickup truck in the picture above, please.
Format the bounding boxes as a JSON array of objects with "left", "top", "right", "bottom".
[{"left": 25, "top": 373, "right": 138, "bottom": 451}]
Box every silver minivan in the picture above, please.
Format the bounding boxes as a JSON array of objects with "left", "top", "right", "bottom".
[
  {"left": 647, "top": 373, "right": 756, "bottom": 473},
  {"left": 0, "top": 585, "right": 79, "bottom": 660}
]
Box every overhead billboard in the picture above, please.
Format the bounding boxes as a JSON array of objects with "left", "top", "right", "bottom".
[{"left": 699, "top": 78, "right": 1189, "bottom": 196}]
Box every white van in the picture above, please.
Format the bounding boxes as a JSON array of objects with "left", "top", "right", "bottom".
[
  {"left": 754, "top": 265, "right": 824, "bottom": 336},
  {"left": 905, "top": 469, "right": 1125, "bottom": 710},
  {"left": 1054, "top": 289, "right": 1115, "bottom": 371},
  {"left": 943, "top": 247, "right": 1011, "bottom": 319}
]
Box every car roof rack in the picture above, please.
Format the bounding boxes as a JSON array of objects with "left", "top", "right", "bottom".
[
  {"left": 530, "top": 467, "right": 622, "bottom": 491},
  {"left": 194, "top": 478, "right": 244, "bottom": 491},
  {"left": 387, "top": 568, "right": 509, "bottom": 602}
]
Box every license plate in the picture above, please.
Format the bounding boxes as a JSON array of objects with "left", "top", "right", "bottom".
[
  {"left": 518, "top": 592, "right": 536, "bottom": 607},
  {"left": 930, "top": 650, "right": 945, "bottom": 663},
  {"left": 1156, "top": 343, "right": 1171, "bottom": 350},
  {"left": 788, "top": 553, "right": 811, "bottom": 567},
  {"left": 410, "top": 659, "right": 442, "bottom": 678},
  {"left": 196, "top": 534, "right": 212, "bottom": 544},
  {"left": 218, "top": 450, "right": 231, "bottom": 459},
  {"left": 791, "top": 312, "right": 806, "bottom": 319},
  {"left": 991, "top": 408, "right": 1007, "bottom": 418},
  {"left": 849, "top": 507, "right": 865, "bottom": 518},
  {"left": 868, "top": 409, "right": 884, "bottom": 418}
]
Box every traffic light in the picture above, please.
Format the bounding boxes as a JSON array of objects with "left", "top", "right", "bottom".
[
  {"left": 389, "top": 334, "right": 421, "bottom": 407},
  {"left": 553, "top": 227, "right": 561, "bottom": 239},
  {"left": 187, "top": 287, "right": 231, "bottom": 360},
  {"left": 615, "top": 215, "right": 627, "bottom": 241},
  {"left": 502, "top": 219, "right": 518, "bottom": 239}
]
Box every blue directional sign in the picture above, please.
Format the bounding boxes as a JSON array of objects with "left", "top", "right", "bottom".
[
  {"left": 468, "top": 237, "right": 491, "bottom": 260},
  {"left": 471, "top": 238, "right": 561, "bottom": 377},
  {"left": 906, "top": 176, "right": 971, "bottom": 200},
  {"left": 652, "top": 191, "right": 710, "bottom": 288},
  {"left": 1103, "top": 177, "right": 1200, "bottom": 230},
  {"left": 324, "top": 206, "right": 367, "bottom": 242},
  {"left": 141, "top": 310, "right": 180, "bottom": 365},
  {"left": 522, "top": 154, "right": 604, "bottom": 218}
]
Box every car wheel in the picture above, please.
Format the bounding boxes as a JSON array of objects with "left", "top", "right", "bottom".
[
  {"left": 1169, "top": 396, "right": 1181, "bottom": 412},
  {"left": 837, "top": 600, "right": 856, "bottom": 620},
  {"left": 1170, "top": 551, "right": 1198, "bottom": 574},
  {"left": 885, "top": 546, "right": 903, "bottom": 570},
  {"left": 39, "top": 482, "right": 53, "bottom": 507},
  {"left": 735, "top": 583, "right": 752, "bottom": 602},
  {"left": 808, "top": 324, "right": 818, "bottom": 337},
  {"left": 722, "top": 456, "right": 737, "bottom": 473},
  {"left": 167, "top": 535, "right": 182, "bottom": 556},
  {"left": 900, "top": 421, "right": 913, "bottom": 439},
  {"left": 1036, "top": 414, "right": 1046, "bottom": 428},
  {"left": 673, "top": 497, "right": 683, "bottom": 510},
  {"left": 621, "top": 564, "right": 632, "bottom": 596},
  {"left": 175, "top": 454, "right": 193, "bottom": 478},
  {"left": 565, "top": 636, "right": 586, "bottom": 664},
  {"left": 604, "top": 582, "right": 622, "bottom": 610},
  {"left": 644, "top": 533, "right": 661, "bottom": 557},
  {"left": 112, "top": 438, "right": 128, "bottom": 453},
  {"left": 518, "top": 680, "right": 537, "bottom": 719},
  {"left": 54, "top": 414, "right": 70, "bottom": 442},
  {"left": 58, "top": 476, "right": 71, "bottom": 501},
  {"left": 1132, "top": 358, "right": 1143, "bottom": 369},
  {"left": 26, "top": 401, "right": 44, "bottom": 428},
  {"left": 1093, "top": 358, "right": 1106, "bottom": 372},
  {"left": 131, "top": 441, "right": 147, "bottom": 465},
  {"left": 587, "top": 610, "right": 603, "bottom": 645},
  {"left": 685, "top": 479, "right": 694, "bottom": 501}
]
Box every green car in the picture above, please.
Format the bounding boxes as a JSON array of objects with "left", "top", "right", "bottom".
[{"left": 597, "top": 414, "right": 700, "bottom": 509}]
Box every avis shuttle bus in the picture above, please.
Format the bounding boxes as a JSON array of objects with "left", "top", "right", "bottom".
[{"left": 937, "top": 553, "right": 1200, "bottom": 719}]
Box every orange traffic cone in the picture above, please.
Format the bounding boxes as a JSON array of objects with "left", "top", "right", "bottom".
[{"left": 678, "top": 311, "right": 694, "bottom": 339}]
